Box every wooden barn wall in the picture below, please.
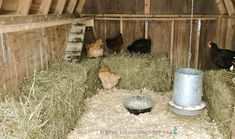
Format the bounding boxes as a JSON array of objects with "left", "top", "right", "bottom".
[
  {"left": 0, "top": 24, "right": 69, "bottom": 97},
  {"left": 83, "top": 0, "right": 144, "bottom": 14},
  {"left": 83, "top": 0, "right": 219, "bottom": 15},
  {"left": 94, "top": 19, "right": 221, "bottom": 70}
]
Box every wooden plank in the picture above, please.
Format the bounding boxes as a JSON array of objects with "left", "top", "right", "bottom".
[
  {"left": 17, "top": 0, "right": 32, "bottom": 15},
  {"left": 38, "top": 0, "right": 53, "bottom": 15},
  {"left": 66, "top": 0, "right": 78, "bottom": 14},
  {"left": 144, "top": 0, "right": 151, "bottom": 14},
  {"left": 123, "top": 20, "right": 145, "bottom": 49},
  {"left": 83, "top": 13, "right": 228, "bottom": 18},
  {"left": 172, "top": 21, "right": 190, "bottom": 70},
  {"left": 76, "top": 0, "right": 86, "bottom": 14},
  {"left": 83, "top": 0, "right": 144, "bottom": 14},
  {"left": 55, "top": 0, "right": 67, "bottom": 14},
  {"left": 215, "top": 0, "right": 228, "bottom": 15},
  {"left": 95, "top": 17, "right": 217, "bottom": 21},
  {"left": 0, "top": 18, "right": 93, "bottom": 33},
  {"left": 170, "top": 20, "right": 175, "bottom": 66},
  {"left": 148, "top": 20, "right": 171, "bottom": 55},
  {"left": 0, "top": 14, "right": 72, "bottom": 25},
  {"left": 223, "top": 0, "right": 235, "bottom": 15},
  {"left": 0, "top": 0, "right": 3, "bottom": 8},
  {"left": 225, "top": 18, "right": 235, "bottom": 49}
]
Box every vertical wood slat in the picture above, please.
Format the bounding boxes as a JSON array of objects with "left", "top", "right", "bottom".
[
  {"left": 215, "top": 0, "right": 228, "bottom": 15},
  {"left": 17, "top": 0, "right": 32, "bottom": 15},
  {"left": 193, "top": 19, "right": 201, "bottom": 68},
  {"left": 66, "top": 0, "right": 78, "bottom": 14},
  {"left": 120, "top": 18, "right": 123, "bottom": 34},
  {"left": 144, "top": 21, "right": 148, "bottom": 39},
  {"left": 223, "top": 0, "right": 235, "bottom": 15},
  {"left": 144, "top": 0, "right": 151, "bottom": 14},
  {"left": 170, "top": 20, "right": 174, "bottom": 66},
  {"left": 38, "top": 0, "right": 53, "bottom": 15},
  {"left": 76, "top": 0, "right": 86, "bottom": 14},
  {"left": 0, "top": 0, "right": 3, "bottom": 8},
  {"left": 55, "top": 0, "right": 67, "bottom": 14}
]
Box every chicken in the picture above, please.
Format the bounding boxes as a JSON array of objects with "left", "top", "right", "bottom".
[
  {"left": 98, "top": 66, "right": 121, "bottom": 89},
  {"left": 229, "top": 58, "right": 235, "bottom": 71},
  {"left": 127, "top": 39, "right": 151, "bottom": 54},
  {"left": 86, "top": 39, "right": 104, "bottom": 58},
  {"left": 106, "top": 33, "right": 124, "bottom": 54},
  {"left": 208, "top": 42, "right": 235, "bottom": 70}
]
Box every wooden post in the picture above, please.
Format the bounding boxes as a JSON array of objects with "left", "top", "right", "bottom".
[
  {"left": 223, "top": 0, "right": 235, "bottom": 15},
  {"left": 170, "top": 20, "right": 174, "bottom": 66},
  {"left": 66, "top": 0, "right": 78, "bottom": 14},
  {"left": 17, "top": 0, "right": 32, "bottom": 15},
  {"left": 0, "top": 0, "right": 3, "bottom": 8},
  {"left": 120, "top": 17, "right": 123, "bottom": 34},
  {"left": 215, "top": 0, "right": 228, "bottom": 15},
  {"left": 194, "top": 19, "right": 201, "bottom": 68},
  {"left": 144, "top": 0, "right": 151, "bottom": 14},
  {"left": 144, "top": 20, "right": 148, "bottom": 39},
  {"left": 38, "top": 0, "right": 53, "bottom": 15},
  {"left": 54, "top": 0, "right": 67, "bottom": 14},
  {"left": 76, "top": 0, "right": 86, "bottom": 14}
]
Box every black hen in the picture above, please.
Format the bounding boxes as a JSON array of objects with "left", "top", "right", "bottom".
[
  {"left": 127, "top": 39, "right": 151, "bottom": 54},
  {"left": 208, "top": 42, "right": 235, "bottom": 69},
  {"left": 106, "top": 33, "right": 123, "bottom": 53}
]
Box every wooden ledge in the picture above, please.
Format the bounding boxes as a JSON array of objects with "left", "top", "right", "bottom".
[{"left": 0, "top": 17, "right": 94, "bottom": 33}]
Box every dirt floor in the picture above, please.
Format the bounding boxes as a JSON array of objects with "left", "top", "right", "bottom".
[{"left": 68, "top": 88, "right": 222, "bottom": 139}]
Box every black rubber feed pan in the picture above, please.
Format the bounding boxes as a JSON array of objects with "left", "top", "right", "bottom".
[{"left": 123, "top": 96, "right": 154, "bottom": 115}]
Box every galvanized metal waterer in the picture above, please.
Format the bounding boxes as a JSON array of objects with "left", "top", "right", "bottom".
[{"left": 169, "top": 68, "right": 206, "bottom": 116}]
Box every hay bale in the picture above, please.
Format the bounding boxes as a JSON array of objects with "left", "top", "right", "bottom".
[
  {"left": 0, "top": 59, "right": 101, "bottom": 139},
  {"left": 82, "top": 58, "right": 102, "bottom": 98},
  {"left": 101, "top": 54, "right": 172, "bottom": 92},
  {"left": 204, "top": 70, "right": 235, "bottom": 138}
]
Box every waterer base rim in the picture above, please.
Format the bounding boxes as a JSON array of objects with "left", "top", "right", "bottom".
[{"left": 168, "top": 100, "right": 206, "bottom": 116}]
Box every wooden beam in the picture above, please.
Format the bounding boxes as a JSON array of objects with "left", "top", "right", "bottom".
[
  {"left": 66, "top": 0, "right": 78, "bottom": 14},
  {"left": 0, "top": 14, "right": 72, "bottom": 25},
  {"left": 82, "top": 13, "right": 235, "bottom": 18},
  {"left": 215, "top": 0, "right": 228, "bottom": 15},
  {"left": 223, "top": 0, "right": 235, "bottom": 15},
  {"left": 55, "top": 0, "right": 67, "bottom": 14},
  {"left": 0, "top": 18, "right": 93, "bottom": 33},
  {"left": 17, "top": 0, "right": 32, "bottom": 15},
  {"left": 144, "top": 0, "right": 151, "bottom": 14},
  {"left": 38, "top": 0, "right": 53, "bottom": 15},
  {"left": 76, "top": 0, "right": 86, "bottom": 14},
  {"left": 95, "top": 17, "right": 216, "bottom": 21}
]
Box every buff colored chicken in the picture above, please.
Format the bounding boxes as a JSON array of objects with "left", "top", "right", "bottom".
[
  {"left": 86, "top": 39, "right": 104, "bottom": 58},
  {"left": 98, "top": 66, "right": 121, "bottom": 89}
]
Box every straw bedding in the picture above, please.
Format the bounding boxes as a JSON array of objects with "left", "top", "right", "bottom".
[
  {"left": 0, "top": 54, "right": 233, "bottom": 138},
  {"left": 68, "top": 89, "right": 222, "bottom": 139}
]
